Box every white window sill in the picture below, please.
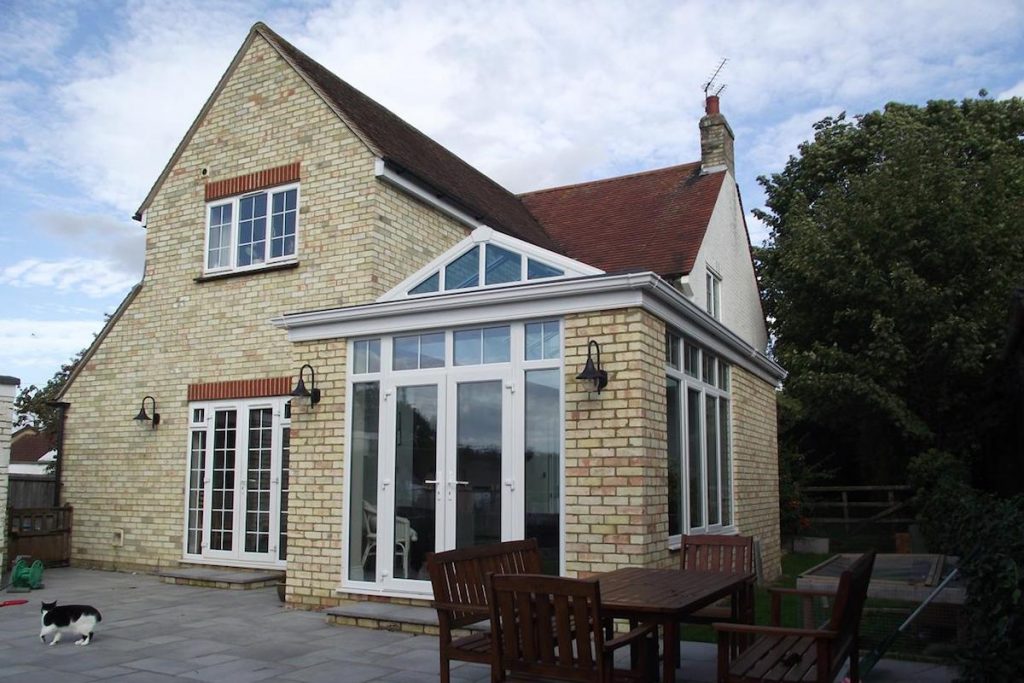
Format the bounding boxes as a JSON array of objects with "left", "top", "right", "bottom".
[{"left": 195, "top": 260, "right": 299, "bottom": 282}]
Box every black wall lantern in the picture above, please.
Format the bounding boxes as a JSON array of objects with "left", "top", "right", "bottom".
[
  {"left": 291, "top": 363, "right": 321, "bottom": 405},
  {"left": 133, "top": 395, "right": 160, "bottom": 429},
  {"left": 576, "top": 340, "right": 609, "bottom": 394}
]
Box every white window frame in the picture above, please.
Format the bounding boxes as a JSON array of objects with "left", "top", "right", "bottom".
[
  {"left": 181, "top": 396, "right": 290, "bottom": 569},
  {"left": 340, "top": 318, "right": 564, "bottom": 598},
  {"left": 666, "top": 332, "right": 735, "bottom": 547},
  {"left": 203, "top": 182, "right": 300, "bottom": 275},
  {"left": 706, "top": 267, "right": 722, "bottom": 320}
]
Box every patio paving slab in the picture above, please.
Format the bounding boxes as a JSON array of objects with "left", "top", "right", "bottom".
[{"left": 0, "top": 567, "right": 957, "bottom": 682}]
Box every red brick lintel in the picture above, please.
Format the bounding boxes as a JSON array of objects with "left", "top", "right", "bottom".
[
  {"left": 188, "top": 377, "right": 293, "bottom": 402},
  {"left": 205, "top": 162, "right": 301, "bottom": 202}
]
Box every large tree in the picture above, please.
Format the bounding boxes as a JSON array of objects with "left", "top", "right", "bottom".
[{"left": 756, "top": 97, "right": 1024, "bottom": 485}]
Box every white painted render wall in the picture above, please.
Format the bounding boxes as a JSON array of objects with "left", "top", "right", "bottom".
[{"left": 688, "top": 176, "right": 769, "bottom": 352}]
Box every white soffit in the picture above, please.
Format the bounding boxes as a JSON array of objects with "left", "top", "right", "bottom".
[{"left": 271, "top": 272, "right": 785, "bottom": 384}]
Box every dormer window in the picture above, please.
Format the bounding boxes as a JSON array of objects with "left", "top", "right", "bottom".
[{"left": 205, "top": 184, "right": 299, "bottom": 274}]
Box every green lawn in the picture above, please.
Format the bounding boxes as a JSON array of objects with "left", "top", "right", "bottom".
[{"left": 681, "top": 552, "right": 830, "bottom": 643}]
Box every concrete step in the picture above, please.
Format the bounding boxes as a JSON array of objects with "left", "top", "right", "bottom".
[
  {"left": 158, "top": 567, "right": 284, "bottom": 590},
  {"left": 325, "top": 601, "right": 488, "bottom": 636}
]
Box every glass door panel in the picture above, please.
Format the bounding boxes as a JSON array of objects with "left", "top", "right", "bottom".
[
  {"left": 392, "top": 385, "right": 438, "bottom": 580},
  {"left": 243, "top": 407, "right": 273, "bottom": 556},
  {"left": 454, "top": 380, "right": 503, "bottom": 549},
  {"left": 347, "top": 383, "right": 379, "bottom": 582},
  {"left": 209, "top": 409, "right": 237, "bottom": 554}
]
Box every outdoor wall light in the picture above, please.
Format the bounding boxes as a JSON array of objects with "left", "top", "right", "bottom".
[
  {"left": 576, "top": 340, "right": 609, "bottom": 394},
  {"left": 133, "top": 395, "right": 160, "bottom": 429},
  {"left": 291, "top": 363, "right": 321, "bottom": 405}
]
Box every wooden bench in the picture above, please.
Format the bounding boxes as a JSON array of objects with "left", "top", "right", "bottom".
[
  {"left": 427, "top": 540, "right": 541, "bottom": 683},
  {"left": 713, "top": 550, "right": 877, "bottom": 683}
]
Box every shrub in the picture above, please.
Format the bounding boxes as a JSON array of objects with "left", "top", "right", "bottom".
[{"left": 909, "top": 451, "right": 1024, "bottom": 682}]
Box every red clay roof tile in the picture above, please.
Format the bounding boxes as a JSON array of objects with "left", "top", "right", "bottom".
[{"left": 520, "top": 163, "right": 725, "bottom": 278}]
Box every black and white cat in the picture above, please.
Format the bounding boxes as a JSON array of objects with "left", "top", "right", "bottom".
[{"left": 39, "top": 601, "right": 102, "bottom": 646}]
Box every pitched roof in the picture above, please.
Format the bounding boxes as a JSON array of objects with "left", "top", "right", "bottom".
[
  {"left": 11, "top": 427, "right": 55, "bottom": 463},
  {"left": 520, "top": 163, "right": 726, "bottom": 278},
  {"left": 255, "top": 24, "right": 559, "bottom": 251}
]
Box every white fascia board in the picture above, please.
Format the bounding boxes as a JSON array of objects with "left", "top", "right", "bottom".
[
  {"left": 375, "top": 159, "right": 484, "bottom": 230},
  {"left": 641, "top": 278, "right": 787, "bottom": 384},
  {"left": 272, "top": 272, "right": 786, "bottom": 383}
]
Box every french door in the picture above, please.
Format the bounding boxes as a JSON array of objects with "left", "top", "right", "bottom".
[
  {"left": 185, "top": 399, "right": 289, "bottom": 567},
  {"left": 375, "top": 370, "right": 514, "bottom": 589},
  {"left": 346, "top": 321, "right": 563, "bottom": 593}
]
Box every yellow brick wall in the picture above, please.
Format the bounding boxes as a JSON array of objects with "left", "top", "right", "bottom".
[
  {"left": 731, "top": 366, "right": 782, "bottom": 580},
  {"left": 563, "top": 308, "right": 672, "bottom": 576},
  {"left": 60, "top": 34, "right": 464, "bottom": 576}
]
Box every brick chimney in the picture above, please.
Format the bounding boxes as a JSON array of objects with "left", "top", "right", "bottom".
[{"left": 699, "top": 95, "right": 735, "bottom": 176}]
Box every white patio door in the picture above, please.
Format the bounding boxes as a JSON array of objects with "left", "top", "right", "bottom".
[
  {"left": 197, "top": 400, "right": 285, "bottom": 566},
  {"left": 445, "top": 371, "right": 515, "bottom": 551},
  {"left": 377, "top": 369, "right": 514, "bottom": 589}
]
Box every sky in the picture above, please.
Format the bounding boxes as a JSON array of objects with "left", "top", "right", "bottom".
[{"left": 2, "top": 0, "right": 1023, "bottom": 391}]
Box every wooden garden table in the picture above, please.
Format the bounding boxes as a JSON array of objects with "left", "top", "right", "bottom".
[{"left": 598, "top": 567, "right": 755, "bottom": 682}]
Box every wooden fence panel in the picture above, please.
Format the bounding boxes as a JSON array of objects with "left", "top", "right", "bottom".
[
  {"left": 6, "top": 506, "right": 73, "bottom": 567},
  {"left": 8, "top": 475, "right": 56, "bottom": 509}
]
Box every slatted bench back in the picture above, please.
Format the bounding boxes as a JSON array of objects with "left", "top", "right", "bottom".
[
  {"left": 681, "top": 534, "right": 754, "bottom": 574},
  {"left": 427, "top": 539, "right": 541, "bottom": 628}
]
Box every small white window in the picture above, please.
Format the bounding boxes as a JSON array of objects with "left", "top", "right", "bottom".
[
  {"left": 706, "top": 269, "right": 721, "bottom": 320},
  {"left": 205, "top": 184, "right": 299, "bottom": 274}
]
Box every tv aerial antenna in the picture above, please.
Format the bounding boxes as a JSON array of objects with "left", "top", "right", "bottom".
[{"left": 703, "top": 58, "right": 728, "bottom": 97}]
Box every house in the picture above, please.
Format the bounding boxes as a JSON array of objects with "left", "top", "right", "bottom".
[
  {"left": 8, "top": 426, "right": 57, "bottom": 476},
  {"left": 57, "top": 22, "right": 784, "bottom": 608}
]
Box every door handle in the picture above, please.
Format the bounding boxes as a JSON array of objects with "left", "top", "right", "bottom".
[
  {"left": 504, "top": 478, "right": 515, "bottom": 492},
  {"left": 424, "top": 479, "right": 440, "bottom": 486},
  {"left": 451, "top": 479, "right": 469, "bottom": 486}
]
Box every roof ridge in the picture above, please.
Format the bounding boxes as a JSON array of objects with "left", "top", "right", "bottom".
[{"left": 519, "top": 161, "right": 706, "bottom": 197}]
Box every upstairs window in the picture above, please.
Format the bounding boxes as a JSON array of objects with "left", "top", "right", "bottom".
[
  {"left": 706, "top": 268, "right": 721, "bottom": 320},
  {"left": 205, "top": 184, "right": 299, "bottom": 274}
]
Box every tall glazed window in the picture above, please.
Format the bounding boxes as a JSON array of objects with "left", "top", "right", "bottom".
[
  {"left": 187, "top": 408, "right": 207, "bottom": 555},
  {"left": 665, "top": 333, "right": 734, "bottom": 539},
  {"left": 348, "top": 381, "right": 380, "bottom": 581},
  {"left": 524, "top": 368, "right": 560, "bottom": 574}
]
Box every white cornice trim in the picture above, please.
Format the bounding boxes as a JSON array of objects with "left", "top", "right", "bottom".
[
  {"left": 271, "top": 272, "right": 785, "bottom": 384},
  {"left": 375, "top": 159, "right": 483, "bottom": 231}
]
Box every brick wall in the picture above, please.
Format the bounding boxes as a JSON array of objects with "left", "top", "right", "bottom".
[
  {"left": 60, "top": 34, "right": 464, "bottom": 574},
  {"left": 563, "top": 308, "right": 672, "bottom": 576},
  {"left": 731, "top": 366, "right": 782, "bottom": 580}
]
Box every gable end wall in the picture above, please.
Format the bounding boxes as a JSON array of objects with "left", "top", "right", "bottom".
[{"left": 60, "top": 34, "right": 465, "bottom": 572}]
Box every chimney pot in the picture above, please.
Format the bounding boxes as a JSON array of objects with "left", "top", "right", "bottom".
[{"left": 705, "top": 95, "right": 720, "bottom": 116}]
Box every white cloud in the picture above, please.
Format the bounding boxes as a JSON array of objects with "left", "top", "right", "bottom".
[
  {"left": 0, "top": 257, "right": 138, "bottom": 298},
  {"left": 0, "top": 0, "right": 1021, "bottom": 281},
  {"left": 998, "top": 79, "right": 1024, "bottom": 99},
  {"left": 0, "top": 318, "right": 103, "bottom": 389}
]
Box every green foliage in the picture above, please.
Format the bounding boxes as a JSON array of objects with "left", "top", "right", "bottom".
[
  {"left": 14, "top": 347, "right": 86, "bottom": 434},
  {"left": 756, "top": 98, "right": 1024, "bottom": 483},
  {"left": 909, "top": 451, "right": 1024, "bottom": 681}
]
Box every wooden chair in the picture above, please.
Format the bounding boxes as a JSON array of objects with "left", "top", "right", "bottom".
[
  {"left": 427, "top": 540, "right": 542, "bottom": 683},
  {"left": 713, "top": 550, "right": 877, "bottom": 683},
  {"left": 679, "top": 534, "right": 756, "bottom": 625},
  {"left": 489, "top": 573, "right": 658, "bottom": 682}
]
